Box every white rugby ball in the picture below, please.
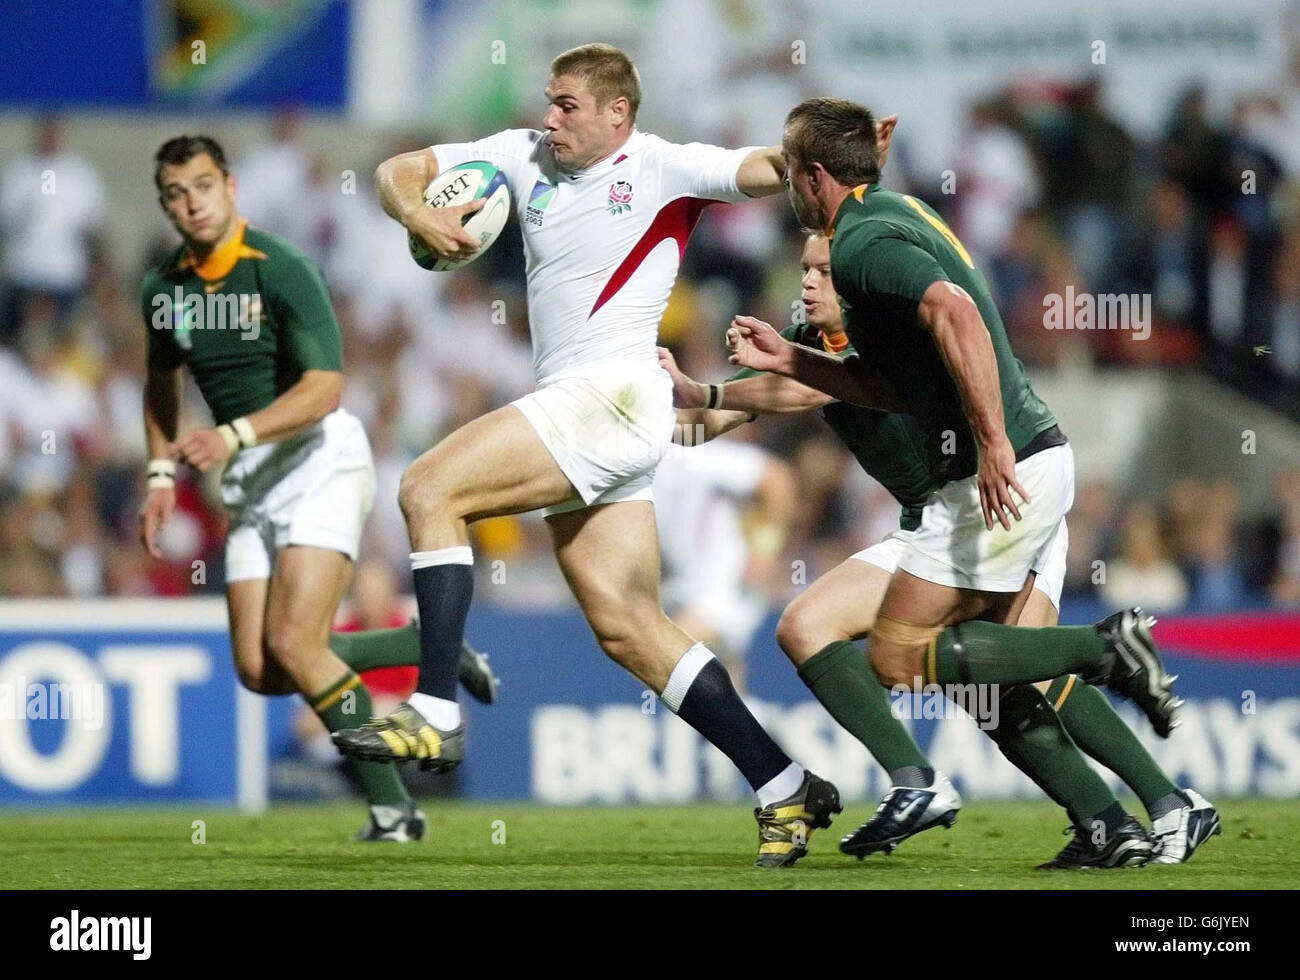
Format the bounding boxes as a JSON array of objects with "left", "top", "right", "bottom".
[{"left": 409, "top": 160, "right": 511, "bottom": 271}]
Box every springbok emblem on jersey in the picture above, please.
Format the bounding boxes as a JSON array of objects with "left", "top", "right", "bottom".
[{"left": 606, "top": 180, "right": 633, "bottom": 215}]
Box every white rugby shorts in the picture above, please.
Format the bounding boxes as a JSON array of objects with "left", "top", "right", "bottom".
[
  {"left": 221, "top": 408, "right": 376, "bottom": 582},
  {"left": 850, "top": 517, "right": 1069, "bottom": 610},
  {"left": 894, "top": 442, "right": 1074, "bottom": 596},
  {"left": 511, "top": 358, "right": 676, "bottom": 517},
  {"left": 850, "top": 443, "right": 1074, "bottom": 604}
]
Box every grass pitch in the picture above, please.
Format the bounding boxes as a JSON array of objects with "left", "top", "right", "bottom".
[{"left": 4, "top": 799, "right": 1296, "bottom": 889}]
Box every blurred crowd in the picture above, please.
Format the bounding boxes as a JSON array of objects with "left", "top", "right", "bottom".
[
  {"left": 933, "top": 78, "right": 1300, "bottom": 374},
  {"left": 3, "top": 63, "right": 1300, "bottom": 616}
]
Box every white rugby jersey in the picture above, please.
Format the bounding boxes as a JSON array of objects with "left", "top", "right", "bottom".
[{"left": 430, "top": 129, "right": 757, "bottom": 384}]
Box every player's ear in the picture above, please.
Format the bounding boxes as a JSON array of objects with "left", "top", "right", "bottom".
[
  {"left": 609, "top": 95, "right": 630, "bottom": 128},
  {"left": 876, "top": 114, "right": 899, "bottom": 170}
]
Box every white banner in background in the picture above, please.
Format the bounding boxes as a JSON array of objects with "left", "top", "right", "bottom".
[{"left": 373, "top": 0, "right": 1288, "bottom": 174}]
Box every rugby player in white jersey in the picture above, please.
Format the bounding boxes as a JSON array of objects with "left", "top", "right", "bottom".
[{"left": 334, "top": 44, "right": 894, "bottom": 865}]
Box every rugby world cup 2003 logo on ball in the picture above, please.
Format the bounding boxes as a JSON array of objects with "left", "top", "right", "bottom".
[{"left": 606, "top": 180, "right": 633, "bottom": 215}]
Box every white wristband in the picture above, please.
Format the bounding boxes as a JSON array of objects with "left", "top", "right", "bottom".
[
  {"left": 217, "top": 424, "right": 240, "bottom": 455},
  {"left": 146, "top": 457, "right": 176, "bottom": 490},
  {"left": 231, "top": 416, "right": 258, "bottom": 449}
]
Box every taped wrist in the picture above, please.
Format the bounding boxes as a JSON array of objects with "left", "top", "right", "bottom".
[
  {"left": 146, "top": 458, "right": 176, "bottom": 490},
  {"left": 218, "top": 417, "right": 258, "bottom": 454}
]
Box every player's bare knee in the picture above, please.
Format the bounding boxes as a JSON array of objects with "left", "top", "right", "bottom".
[
  {"left": 263, "top": 619, "right": 317, "bottom": 674},
  {"left": 588, "top": 606, "right": 652, "bottom": 669},
  {"left": 776, "top": 601, "right": 823, "bottom": 664},
  {"left": 597, "top": 632, "right": 638, "bottom": 667},
  {"left": 397, "top": 465, "right": 435, "bottom": 526},
  {"left": 593, "top": 620, "right": 642, "bottom": 668},
  {"left": 398, "top": 461, "right": 461, "bottom": 527},
  {"left": 234, "top": 662, "right": 260, "bottom": 693},
  {"left": 234, "top": 657, "right": 271, "bottom": 694}
]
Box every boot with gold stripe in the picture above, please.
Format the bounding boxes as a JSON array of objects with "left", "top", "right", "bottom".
[
  {"left": 753, "top": 771, "right": 842, "bottom": 868},
  {"left": 332, "top": 702, "right": 465, "bottom": 773}
]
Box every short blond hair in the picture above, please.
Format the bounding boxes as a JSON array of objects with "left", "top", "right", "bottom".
[{"left": 550, "top": 43, "right": 641, "bottom": 121}]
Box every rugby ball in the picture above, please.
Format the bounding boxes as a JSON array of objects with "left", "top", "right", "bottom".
[{"left": 408, "top": 160, "right": 511, "bottom": 271}]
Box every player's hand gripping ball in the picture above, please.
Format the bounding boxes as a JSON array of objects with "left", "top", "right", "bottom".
[{"left": 408, "top": 161, "right": 511, "bottom": 271}]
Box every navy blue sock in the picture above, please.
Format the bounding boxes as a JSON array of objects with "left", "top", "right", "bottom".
[
  {"left": 671, "top": 657, "right": 791, "bottom": 791},
  {"left": 411, "top": 560, "right": 473, "bottom": 700}
]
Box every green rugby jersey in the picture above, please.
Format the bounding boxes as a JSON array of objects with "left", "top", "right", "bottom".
[
  {"left": 140, "top": 220, "right": 343, "bottom": 425},
  {"left": 829, "top": 183, "right": 1057, "bottom": 483},
  {"left": 730, "top": 323, "right": 935, "bottom": 531}
]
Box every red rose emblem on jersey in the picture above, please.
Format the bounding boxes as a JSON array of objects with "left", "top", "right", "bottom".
[{"left": 607, "top": 180, "right": 633, "bottom": 214}]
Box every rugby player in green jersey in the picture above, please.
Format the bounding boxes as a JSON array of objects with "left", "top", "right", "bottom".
[
  {"left": 138, "top": 135, "right": 498, "bottom": 841},
  {"left": 663, "top": 231, "right": 1219, "bottom": 867},
  {"left": 727, "top": 99, "right": 1194, "bottom": 864}
]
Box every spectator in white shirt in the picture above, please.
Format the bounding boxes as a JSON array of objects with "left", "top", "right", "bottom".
[
  {"left": 235, "top": 108, "right": 311, "bottom": 245},
  {"left": 0, "top": 116, "right": 106, "bottom": 342}
]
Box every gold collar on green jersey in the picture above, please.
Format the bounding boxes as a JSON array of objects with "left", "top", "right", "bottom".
[
  {"left": 174, "top": 218, "right": 267, "bottom": 283},
  {"left": 827, "top": 182, "right": 880, "bottom": 239},
  {"left": 821, "top": 330, "right": 850, "bottom": 354}
]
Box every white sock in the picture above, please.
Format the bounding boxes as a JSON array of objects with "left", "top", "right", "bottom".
[
  {"left": 659, "top": 642, "right": 714, "bottom": 713},
  {"left": 410, "top": 545, "right": 473, "bottom": 570},
  {"left": 755, "top": 762, "right": 805, "bottom": 807},
  {"left": 408, "top": 692, "right": 461, "bottom": 730}
]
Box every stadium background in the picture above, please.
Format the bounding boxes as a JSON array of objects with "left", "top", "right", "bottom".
[{"left": 1, "top": 0, "right": 1298, "bottom": 812}]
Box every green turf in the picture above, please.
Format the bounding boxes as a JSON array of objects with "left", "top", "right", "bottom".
[{"left": 3, "top": 798, "right": 1296, "bottom": 889}]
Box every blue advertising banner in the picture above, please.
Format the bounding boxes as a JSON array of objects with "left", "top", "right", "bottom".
[
  {"left": 0, "top": 600, "right": 265, "bottom": 808},
  {"left": 445, "top": 601, "right": 1300, "bottom": 803},
  {"left": 3, "top": 599, "right": 1297, "bottom": 807},
  {"left": 0, "top": 0, "right": 349, "bottom": 108}
]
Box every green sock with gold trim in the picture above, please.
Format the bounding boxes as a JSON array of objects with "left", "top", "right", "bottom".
[
  {"left": 928, "top": 621, "right": 1109, "bottom": 686},
  {"left": 988, "top": 685, "right": 1122, "bottom": 831},
  {"left": 1047, "top": 674, "right": 1181, "bottom": 819},
  {"left": 328, "top": 623, "right": 420, "bottom": 673},
  {"left": 797, "top": 640, "right": 930, "bottom": 776},
  {"left": 310, "top": 671, "right": 410, "bottom": 807}
]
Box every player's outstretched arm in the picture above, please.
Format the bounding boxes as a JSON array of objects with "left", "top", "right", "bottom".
[
  {"left": 139, "top": 366, "right": 182, "bottom": 558},
  {"left": 727, "top": 316, "right": 904, "bottom": 411},
  {"left": 736, "top": 146, "right": 786, "bottom": 197},
  {"left": 374, "top": 147, "right": 482, "bottom": 261},
  {"left": 658, "top": 348, "right": 753, "bottom": 444},
  {"left": 720, "top": 374, "right": 833, "bottom": 414},
  {"left": 916, "top": 280, "right": 1028, "bottom": 531},
  {"left": 672, "top": 407, "right": 754, "bottom": 444},
  {"left": 658, "top": 344, "right": 827, "bottom": 414}
]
